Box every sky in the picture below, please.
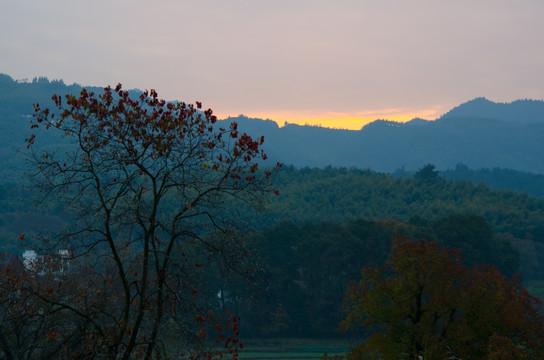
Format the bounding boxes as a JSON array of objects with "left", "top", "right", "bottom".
[{"left": 2, "top": 0, "right": 544, "bottom": 130}]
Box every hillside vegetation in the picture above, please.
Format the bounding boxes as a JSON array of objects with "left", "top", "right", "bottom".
[
  {"left": 3, "top": 165, "right": 543, "bottom": 280},
  {"left": 261, "top": 166, "right": 544, "bottom": 240},
  {"left": 2, "top": 75, "right": 544, "bottom": 343}
]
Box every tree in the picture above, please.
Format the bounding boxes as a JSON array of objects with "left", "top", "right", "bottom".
[
  {"left": 431, "top": 214, "right": 519, "bottom": 276},
  {"left": 414, "top": 163, "right": 439, "bottom": 183},
  {"left": 14, "top": 84, "right": 278, "bottom": 359},
  {"left": 341, "top": 234, "right": 544, "bottom": 360}
]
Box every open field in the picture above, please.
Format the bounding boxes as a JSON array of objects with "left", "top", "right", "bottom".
[{"left": 238, "top": 339, "right": 350, "bottom": 360}]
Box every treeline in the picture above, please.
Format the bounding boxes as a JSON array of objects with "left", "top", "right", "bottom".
[
  {"left": 204, "top": 164, "right": 544, "bottom": 338},
  {"left": 259, "top": 165, "right": 544, "bottom": 242},
  {"left": 2, "top": 164, "right": 544, "bottom": 337},
  {"left": 257, "top": 166, "right": 544, "bottom": 284},
  {"left": 3, "top": 165, "right": 544, "bottom": 276},
  {"left": 392, "top": 163, "right": 544, "bottom": 198},
  {"left": 211, "top": 214, "right": 519, "bottom": 338},
  {"left": 440, "top": 163, "right": 544, "bottom": 198}
]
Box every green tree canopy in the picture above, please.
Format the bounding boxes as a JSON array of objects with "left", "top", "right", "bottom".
[{"left": 414, "top": 163, "right": 439, "bottom": 183}]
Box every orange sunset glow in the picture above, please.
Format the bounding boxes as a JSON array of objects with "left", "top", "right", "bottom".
[{"left": 218, "top": 106, "right": 444, "bottom": 130}]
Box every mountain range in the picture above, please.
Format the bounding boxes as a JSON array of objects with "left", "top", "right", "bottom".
[
  {"left": 1, "top": 73, "right": 544, "bottom": 181},
  {"left": 222, "top": 96, "right": 544, "bottom": 173}
]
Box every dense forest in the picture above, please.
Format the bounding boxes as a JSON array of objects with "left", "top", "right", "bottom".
[
  {"left": 3, "top": 165, "right": 544, "bottom": 271},
  {"left": 2, "top": 164, "right": 544, "bottom": 338},
  {"left": 226, "top": 213, "right": 521, "bottom": 337}
]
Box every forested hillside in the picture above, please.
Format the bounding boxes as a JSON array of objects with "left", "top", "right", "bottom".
[
  {"left": 260, "top": 166, "right": 544, "bottom": 239},
  {"left": 0, "top": 74, "right": 134, "bottom": 181},
  {"left": 3, "top": 165, "right": 544, "bottom": 280},
  {"left": 2, "top": 75, "right": 544, "bottom": 286},
  {"left": 219, "top": 164, "right": 544, "bottom": 336},
  {"left": 2, "top": 74, "right": 544, "bottom": 344},
  {"left": 442, "top": 97, "right": 544, "bottom": 123}
]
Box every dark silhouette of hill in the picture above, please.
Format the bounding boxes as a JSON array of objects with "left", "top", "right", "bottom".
[
  {"left": 224, "top": 112, "right": 544, "bottom": 174},
  {"left": 442, "top": 97, "right": 544, "bottom": 123},
  {"left": 2, "top": 73, "right": 544, "bottom": 181},
  {"left": 0, "top": 74, "right": 138, "bottom": 181}
]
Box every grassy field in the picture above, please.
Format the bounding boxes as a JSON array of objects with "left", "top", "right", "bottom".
[{"left": 237, "top": 338, "right": 351, "bottom": 360}]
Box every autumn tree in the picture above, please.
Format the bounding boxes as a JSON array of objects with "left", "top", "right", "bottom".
[
  {"left": 341, "top": 234, "right": 544, "bottom": 360},
  {"left": 13, "top": 84, "right": 278, "bottom": 359}
]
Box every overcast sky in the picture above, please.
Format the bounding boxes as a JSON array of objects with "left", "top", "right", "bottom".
[{"left": 2, "top": 0, "right": 544, "bottom": 129}]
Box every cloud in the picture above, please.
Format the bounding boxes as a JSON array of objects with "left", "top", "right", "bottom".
[{"left": 2, "top": 0, "right": 544, "bottom": 120}]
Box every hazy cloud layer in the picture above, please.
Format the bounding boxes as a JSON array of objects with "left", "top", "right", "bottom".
[{"left": 2, "top": 0, "right": 543, "bottom": 127}]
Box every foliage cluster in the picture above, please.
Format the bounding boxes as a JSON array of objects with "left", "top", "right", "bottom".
[
  {"left": 220, "top": 214, "right": 518, "bottom": 338},
  {"left": 342, "top": 235, "right": 544, "bottom": 359}
]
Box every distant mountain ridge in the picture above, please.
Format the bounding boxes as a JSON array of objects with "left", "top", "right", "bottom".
[
  {"left": 441, "top": 97, "right": 544, "bottom": 123},
  {"left": 224, "top": 107, "right": 544, "bottom": 173},
  {"left": 1, "top": 74, "right": 544, "bottom": 179}
]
